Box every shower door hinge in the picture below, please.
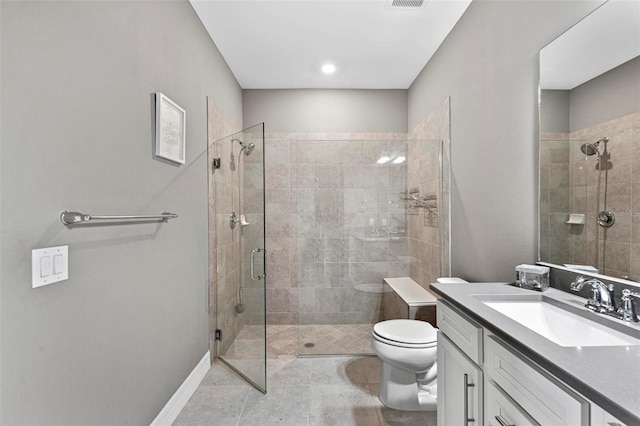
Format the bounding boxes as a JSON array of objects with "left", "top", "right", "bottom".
[
  {"left": 212, "top": 158, "right": 221, "bottom": 170},
  {"left": 215, "top": 329, "right": 222, "bottom": 341}
]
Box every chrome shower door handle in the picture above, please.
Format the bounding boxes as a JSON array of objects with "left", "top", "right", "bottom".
[{"left": 250, "top": 248, "right": 265, "bottom": 281}]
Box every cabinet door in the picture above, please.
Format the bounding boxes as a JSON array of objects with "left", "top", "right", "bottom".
[
  {"left": 438, "top": 333, "right": 483, "bottom": 426},
  {"left": 485, "top": 381, "right": 538, "bottom": 426}
]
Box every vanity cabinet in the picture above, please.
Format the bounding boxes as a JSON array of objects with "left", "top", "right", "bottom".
[
  {"left": 437, "top": 301, "right": 483, "bottom": 426},
  {"left": 437, "top": 299, "right": 624, "bottom": 426},
  {"left": 437, "top": 334, "right": 483, "bottom": 426}
]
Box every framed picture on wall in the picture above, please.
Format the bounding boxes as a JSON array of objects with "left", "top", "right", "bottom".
[{"left": 155, "top": 92, "right": 186, "bottom": 164}]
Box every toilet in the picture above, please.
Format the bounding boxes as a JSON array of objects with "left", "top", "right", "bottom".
[{"left": 370, "top": 277, "right": 468, "bottom": 411}]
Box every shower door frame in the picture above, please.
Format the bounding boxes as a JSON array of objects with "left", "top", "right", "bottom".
[{"left": 209, "top": 122, "right": 267, "bottom": 393}]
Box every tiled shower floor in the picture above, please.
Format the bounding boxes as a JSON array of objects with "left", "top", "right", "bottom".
[{"left": 174, "top": 324, "right": 436, "bottom": 425}]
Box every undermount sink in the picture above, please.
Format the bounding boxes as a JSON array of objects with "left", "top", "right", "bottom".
[{"left": 482, "top": 298, "right": 639, "bottom": 347}]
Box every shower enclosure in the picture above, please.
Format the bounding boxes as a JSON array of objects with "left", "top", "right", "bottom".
[
  {"left": 209, "top": 123, "right": 267, "bottom": 392},
  {"left": 261, "top": 137, "right": 448, "bottom": 356}
]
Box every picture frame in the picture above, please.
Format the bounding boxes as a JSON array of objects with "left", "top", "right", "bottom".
[{"left": 155, "top": 92, "right": 186, "bottom": 164}]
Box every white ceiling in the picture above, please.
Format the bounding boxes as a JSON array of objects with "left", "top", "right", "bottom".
[
  {"left": 189, "top": 0, "right": 472, "bottom": 89},
  {"left": 540, "top": 0, "right": 640, "bottom": 90}
]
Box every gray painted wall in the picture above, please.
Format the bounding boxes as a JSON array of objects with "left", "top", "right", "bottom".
[
  {"left": 243, "top": 89, "right": 408, "bottom": 133},
  {"left": 540, "top": 90, "right": 570, "bottom": 134},
  {"left": 408, "top": 0, "right": 602, "bottom": 282},
  {"left": 570, "top": 56, "right": 640, "bottom": 132},
  {"left": 1, "top": 1, "right": 241, "bottom": 424}
]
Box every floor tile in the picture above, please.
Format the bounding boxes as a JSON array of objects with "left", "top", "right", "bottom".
[
  {"left": 310, "top": 356, "right": 372, "bottom": 386},
  {"left": 173, "top": 386, "right": 249, "bottom": 426},
  {"left": 309, "top": 384, "right": 380, "bottom": 426},
  {"left": 237, "top": 385, "right": 310, "bottom": 426},
  {"left": 268, "top": 356, "right": 312, "bottom": 385},
  {"left": 199, "top": 361, "right": 252, "bottom": 387}
]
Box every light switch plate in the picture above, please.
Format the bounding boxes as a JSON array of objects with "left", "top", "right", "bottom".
[{"left": 32, "top": 245, "right": 68, "bottom": 288}]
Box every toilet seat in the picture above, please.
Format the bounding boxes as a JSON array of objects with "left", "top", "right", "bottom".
[{"left": 373, "top": 320, "right": 437, "bottom": 347}]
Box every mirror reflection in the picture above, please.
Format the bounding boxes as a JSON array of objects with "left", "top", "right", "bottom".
[{"left": 539, "top": 0, "right": 640, "bottom": 279}]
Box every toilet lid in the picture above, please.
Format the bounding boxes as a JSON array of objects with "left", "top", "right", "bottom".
[{"left": 373, "top": 320, "right": 437, "bottom": 345}]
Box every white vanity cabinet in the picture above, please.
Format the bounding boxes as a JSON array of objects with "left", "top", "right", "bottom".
[
  {"left": 437, "top": 334, "right": 483, "bottom": 426},
  {"left": 437, "top": 299, "right": 626, "bottom": 426},
  {"left": 437, "top": 301, "right": 484, "bottom": 426}
]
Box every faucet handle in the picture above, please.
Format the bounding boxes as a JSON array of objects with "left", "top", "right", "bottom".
[
  {"left": 620, "top": 289, "right": 640, "bottom": 322},
  {"left": 570, "top": 275, "right": 586, "bottom": 291}
]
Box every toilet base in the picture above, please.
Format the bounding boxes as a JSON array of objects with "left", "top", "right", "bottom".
[{"left": 378, "top": 362, "right": 437, "bottom": 411}]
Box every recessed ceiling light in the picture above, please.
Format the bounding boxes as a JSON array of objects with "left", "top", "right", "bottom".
[{"left": 321, "top": 63, "right": 336, "bottom": 74}]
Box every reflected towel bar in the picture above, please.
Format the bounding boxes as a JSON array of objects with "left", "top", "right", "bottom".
[{"left": 60, "top": 210, "right": 178, "bottom": 225}]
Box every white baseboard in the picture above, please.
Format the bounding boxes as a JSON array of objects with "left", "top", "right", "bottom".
[{"left": 150, "top": 351, "right": 211, "bottom": 426}]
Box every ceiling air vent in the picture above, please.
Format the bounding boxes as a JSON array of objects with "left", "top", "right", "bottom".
[{"left": 386, "top": 0, "right": 427, "bottom": 9}]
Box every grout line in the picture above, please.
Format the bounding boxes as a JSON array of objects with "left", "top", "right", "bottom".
[{"left": 235, "top": 386, "right": 252, "bottom": 426}]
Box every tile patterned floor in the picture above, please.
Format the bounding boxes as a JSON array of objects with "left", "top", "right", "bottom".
[
  {"left": 175, "top": 324, "right": 436, "bottom": 425},
  {"left": 174, "top": 356, "right": 437, "bottom": 426}
]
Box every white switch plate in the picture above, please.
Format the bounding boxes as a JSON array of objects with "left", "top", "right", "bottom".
[{"left": 32, "top": 245, "right": 68, "bottom": 288}]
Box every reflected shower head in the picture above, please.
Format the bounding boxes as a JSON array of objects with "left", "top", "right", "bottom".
[
  {"left": 231, "top": 138, "right": 256, "bottom": 156},
  {"left": 580, "top": 137, "right": 609, "bottom": 157}
]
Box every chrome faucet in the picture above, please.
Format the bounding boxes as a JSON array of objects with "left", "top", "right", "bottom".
[
  {"left": 619, "top": 289, "right": 640, "bottom": 322},
  {"left": 570, "top": 276, "right": 616, "bottom": 313}
]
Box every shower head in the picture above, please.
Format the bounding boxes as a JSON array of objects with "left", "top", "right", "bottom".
[
  {"left": 580, "top": 137, "right": 609, "bottom": 157},
  {"left": 231, "top": 138, "right": 256, "bottom": 156}
]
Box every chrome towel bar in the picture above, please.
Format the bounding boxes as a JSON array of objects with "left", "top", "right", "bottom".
[{"left": 60, "top": 210, "right": 178, "bottom": 225}]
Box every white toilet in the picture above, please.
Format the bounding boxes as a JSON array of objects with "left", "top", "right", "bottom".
[
  {"left": 371, "top": 277, "right": 468, "bottom": 411},
  {"left": 371, "top": 319, "right": 438, "bottom": 410}
]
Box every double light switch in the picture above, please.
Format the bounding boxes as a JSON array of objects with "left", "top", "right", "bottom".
[{"left": 32, "top": 245, "right": 68, "bottom": 288}]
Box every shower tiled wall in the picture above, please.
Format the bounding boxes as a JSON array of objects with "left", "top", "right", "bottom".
[
  {"left": 539, "top": 134, "right": 571, "bottom": 263},
  {"left": 407, "top": 97, "right": 451, "bottom": 289},
  {"left": 540, "top": 112, "right": 640, "bottom": 279},
  {"left": 263, "top": 133, "right": 409, "bottom": 325},
  {"left": 207, "top": 99, "right": 242, "bottom": 357}
]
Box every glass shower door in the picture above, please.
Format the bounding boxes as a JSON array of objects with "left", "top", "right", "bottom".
[{"left": 211, "top": 123, "right": 266, "bottom": 392}]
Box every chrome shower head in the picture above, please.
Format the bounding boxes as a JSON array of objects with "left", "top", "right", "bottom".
[
  {"left": 580, "top": 137, "right": 609, "bottom": 157},
  {"left": 243, "top": 143, "right": 255, "bottom": 156},
  {"left": 581, "top": 143, "right": 599, "bottom": 156},
  {"left": 231, "top": 138, "right": 255, "bottom": 156}
]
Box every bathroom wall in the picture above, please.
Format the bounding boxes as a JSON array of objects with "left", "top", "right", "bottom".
[
  {"left": 569, "top": 56, "right": 640, "bottom": 132},
  {"left": 1, "top": 1, "right": 241, "bottom": 424},
  {"left": 540, "top": 90, "right": 570, "bottom": 134},
  {"left": 243, "top": 89, "right": 408, "bottom": 133},
  {"left": 408, "top": 0, "right": 604, "bottom": 282}
]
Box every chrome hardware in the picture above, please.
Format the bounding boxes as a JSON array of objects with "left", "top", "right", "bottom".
[
  {"left": 570, "top": 276, "right": 616, "bottom": 313},
  {"left": 229, "top": 212, "right": 240, "bottom": 229},
  {"left": 250, "top": 248, "right": 265, "bottom": 280},
  {"left": 494, "top": 415, "right": 515, "bottom": 426},
  {"left": 401, "top": 188, "right": 437, "bottom": 210},
  {"left": 463, "top": 373, "right": 475, "bottom": 425},
  {"left": 60, "top": 210, "right": 177, "bottom": 225},
  {"left": 619, "top": 289, "right": 640, "bottom": 322},
  {"left": 597, "top": 210, "right": 615, "bottom": 228}
]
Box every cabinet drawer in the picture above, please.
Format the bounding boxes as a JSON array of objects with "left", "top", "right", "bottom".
[
  {"left": 485, "top": 335, "right": 588, "bottom": 425},
  {"left": 485, "top": 380, "right": 538, "bottom": 426},
  {"left": 437, "top": 300, "right": 483, "bottom": 364}
]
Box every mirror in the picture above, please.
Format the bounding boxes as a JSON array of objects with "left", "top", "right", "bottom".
[{"left": 538, "top": 0, "right": 640, "bottom": 280}]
